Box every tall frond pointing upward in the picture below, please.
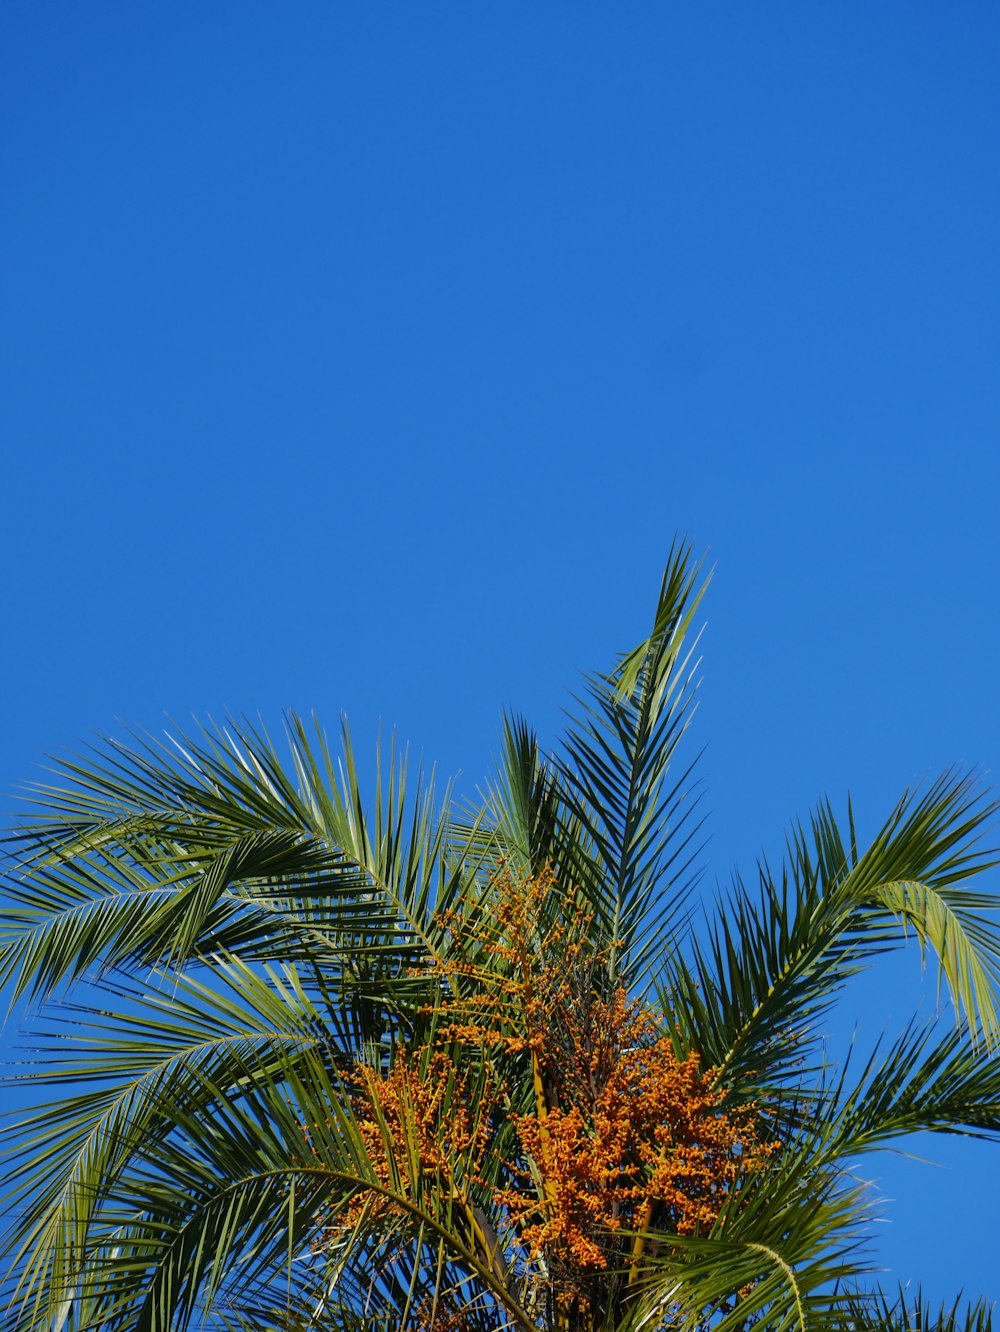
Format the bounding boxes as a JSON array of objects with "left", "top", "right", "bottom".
[{"left": 559, "top": 540, "right": 711, "bottom": 982}]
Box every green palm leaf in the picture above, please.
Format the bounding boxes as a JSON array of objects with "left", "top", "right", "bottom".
[
  {"left": 557, "top": 540, "right": 711, "bottom": 982},
  {"left": 666, "top": 775, "right": 1000, "bottom": 1105}
]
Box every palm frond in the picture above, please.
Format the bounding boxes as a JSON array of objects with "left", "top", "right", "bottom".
[
  {"left": 558, "top": 540, "right": 711, "bottom": 983},
  {"left": 3, "top": 961, "right": 532, "bottom": 1332},
  {"left": 630, "top": 1152, "right": 870, "bottom": 1332},
  {"left": 840, "top": 1285, "right": 995, "bottom": 1332},
  {"left": 810, "top": 1021, "right": 1000, "bottom": 1161},
  {"left": 667, "top": 773, "right": 1000, "bottom": 1100},
  {"left": 1, "top": 717, "right": 471, "bottom": 1014}
]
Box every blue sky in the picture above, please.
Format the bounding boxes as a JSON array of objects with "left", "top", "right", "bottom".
[{"left": 2, "top": 2, "right": 999, "bottom": 1306}]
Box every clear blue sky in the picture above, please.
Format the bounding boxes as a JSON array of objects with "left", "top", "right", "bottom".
[{"left": 2, "top": 2, "right": 999, "bottom": 1306}]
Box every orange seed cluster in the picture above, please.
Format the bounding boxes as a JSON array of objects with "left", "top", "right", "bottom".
[{"left": 331, "top": 868, "right": 774, "bottom": 1310}]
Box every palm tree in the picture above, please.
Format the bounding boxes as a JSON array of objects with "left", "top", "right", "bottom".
[{"left": 3, "top": 542, "right": 1000, "bottom": 1332}]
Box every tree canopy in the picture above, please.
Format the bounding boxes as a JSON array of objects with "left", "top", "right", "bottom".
[{"left": 2, "top": 543, "right": 999, "bottom": 1331}]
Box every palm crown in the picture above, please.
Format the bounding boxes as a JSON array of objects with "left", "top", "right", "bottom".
[{"left": 3, "top": 542, "right": 999, "bottom": 1332}]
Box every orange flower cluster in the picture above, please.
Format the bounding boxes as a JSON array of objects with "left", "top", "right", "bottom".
[
  {"left": 330, "top": 868, "right": 773, "bottom": 1315},
  {"left": 411, "top": 1291, "right": 486, "bottom": 1332},
  {"left": 337, "top": 1049, "right": 496, "bottom": 1235},
  {"left": 429, "top": 864, "right": 589, "bottom": 1057},
  {"left": 498, "top": 985, "right": 770, "bottom": 1273}
]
